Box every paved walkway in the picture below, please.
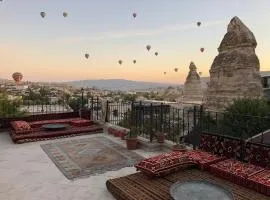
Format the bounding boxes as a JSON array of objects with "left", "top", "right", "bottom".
[{"left": 0, "top": 132, "right": 164, "bottom": 200}]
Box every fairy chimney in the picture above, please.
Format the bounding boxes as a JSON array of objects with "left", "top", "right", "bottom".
[{"left": 204, "top": 16, "right": 263, "bottom": 110}]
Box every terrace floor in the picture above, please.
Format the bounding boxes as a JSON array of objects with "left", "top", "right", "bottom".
[{"left": 0, "top": 131, "right": 166, "bottom": 200}]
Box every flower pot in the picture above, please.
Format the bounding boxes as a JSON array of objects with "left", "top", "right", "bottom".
[
  {"left": 172, "top": 144, "right": 187, "bottom": 152},
  {"left": 156, "top": 133, "right": 167, "bottom": 143},
  {"left": 126, "top": 137, "right": 138, "bottom": 150}
]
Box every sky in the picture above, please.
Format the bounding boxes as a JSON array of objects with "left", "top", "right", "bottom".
[{"left": 1, "top": 0, "right": 270, "bottom": 84}]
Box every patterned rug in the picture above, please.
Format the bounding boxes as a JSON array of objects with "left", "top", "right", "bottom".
[{"left": 41, "top": 136, "right": 144, "bottom": 180}]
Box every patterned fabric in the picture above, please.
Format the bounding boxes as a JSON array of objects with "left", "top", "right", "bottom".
[
  {"left": 210, "top": 159, "right": 264, "bottom": 186},
  {"left": 10, "top": 121, "right": 32, "bottom": 134},
  {"left": 247, "top": 170, "right": 270, "bottom": 196},
  {"left": 135, "top": 151, "right": 195, "bottom": 177},
  {"left": 200, "top": 133, "right": 242, "bottom": 160},
  {"left": 199, "top": 134, "right": 217, "bottom": 153},
  {"left": 245, "top": 142, "right": 270, "bottom": 168},
  {"left": 107, "top": 126, "right": 127, "bottom": 138},
  {"left": 70, "top": 119, "right": 93, "bottom": 127},
  {"left": 185, "top": 150, "right": 225, "bottom": 170}
]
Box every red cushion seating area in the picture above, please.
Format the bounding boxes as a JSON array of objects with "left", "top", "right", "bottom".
[
  {"left": 209, "top": 159, "right": 264, "bottom": 186},
  {"left": 9, "top": 118, "right": 102, "bottom": 144},
  {"left": 135, "top": 151, "right": 196, "bottom": 177},
  {"left": 185, "top": 150, "right": 226, "bottom": 170},
  {"left": 107, "top": 126, "right": 127, "bottom": 138},
  {"left": 247, "top": 169, "right": 270, "bottom": 196}
]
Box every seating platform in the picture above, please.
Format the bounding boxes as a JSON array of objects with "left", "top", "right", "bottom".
[
  {"left": 106, "top": 168, "right": 269, "bottom": 200},
  {"left": 9, "top": 118, "right": 103, "bottom": 144}
]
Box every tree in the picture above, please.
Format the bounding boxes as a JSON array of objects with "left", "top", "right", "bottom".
[
  {"left": 221, "top": 98, "right": 270, "bottom": 139},
  {"left": 0, "top": 93, "right": 25, "bottom": 117}
]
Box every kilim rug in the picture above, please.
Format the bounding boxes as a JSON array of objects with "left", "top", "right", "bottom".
[{"left": 41, "top": 136, "right": 144, "bottom": 180}]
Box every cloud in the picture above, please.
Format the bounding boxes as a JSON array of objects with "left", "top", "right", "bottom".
[{"left": 58, "top": 20, "right": 227, "bottom": 43}]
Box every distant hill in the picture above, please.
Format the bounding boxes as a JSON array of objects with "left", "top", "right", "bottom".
[{"left": 65, "top": 79, "right": 181, "bottom": 91}]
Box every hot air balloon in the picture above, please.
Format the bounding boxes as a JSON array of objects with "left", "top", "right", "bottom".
[
  {"left": 12, "top": 72, "right": 23, "bottom": 85},
  {"left": 40, "top": 12, "right": 46, "bottom": 18},
  {"left": 133, "top": 60, "right": 136, "bottom": 64},
  {"left": 118, "top": 60, "right": 123, "bottom": 65},
  {"left": 197, "top": 22, "right": 201, "bottom": 27},
  {"left": 174, "top": 68, "right": 178, "bottom": 72},
  {"left": 85, "top": 53, "right": 89, "bottom": 59},
  {"left": 146, "top": 45, "right": 151, "bottom": 51},
  {"left": 199, "top": 72, "right": 202, "bottom": 76},
  {"left": 155, "top": 52, "right": 158, "bottom": 56},
  {"left": 133, "top": 13, "right": 137, "bottom": 18},
  {"left": 164, "top": 72, "right": 166, "bottom": 75},
  {"left": 200, "top": 48, "right": 204, "bottom": 53},
  {"left": 63, "top": 12, "right": 68, "bottom": 17}
]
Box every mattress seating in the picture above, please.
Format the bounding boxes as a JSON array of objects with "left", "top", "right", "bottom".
[
  {"left": 135, "top": 151, "right": 196, "bottom": 177},
  {"left": 9, "top": 118, "right": 102, "bottom": 144},
  {"left": 210, "top": 159, "right": 264, "bottom": 186},
  {"left": 247, "top": 169, "right": 270, "bottom": 196}
]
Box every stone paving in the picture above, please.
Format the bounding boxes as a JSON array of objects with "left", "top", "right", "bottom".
[{"left": 0, "top": 131, "right": 166, "bottom": 200}]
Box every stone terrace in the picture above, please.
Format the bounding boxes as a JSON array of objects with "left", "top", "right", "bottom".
[{"left": 0, "top": 131, "right": 165, "bottom": 200}]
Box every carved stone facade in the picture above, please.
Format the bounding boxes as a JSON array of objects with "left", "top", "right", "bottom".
[
  {"left": 183, "top": 62, "right": 203, "bottom": 102},
  {"left": 204, "top": 16, "right": 263, "bottom": 110}
]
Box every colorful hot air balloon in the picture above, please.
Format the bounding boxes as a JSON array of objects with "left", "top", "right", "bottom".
[
  {"left": 133, "top": 60, "right": 136, "bottom": 64},
  {"left": 63, "top": 12, "right": 68, "bottom": 17},
  {"left": 146, "top": 45, "right": 151, "bottom": 51},
  {"left": 118, "top": 60, "right": 122, "bottom": 65},
  {"left": 197, "top": 22, "right": 201, "bottom": 27},
  {"left": 12, "top": 72, "right": 23, "bottom": 85},
  {"left": 174, "top": 68, "right": 178, "bottom": 72},
  {"left": 155, "top": 52, "right": 158, "bottom": 56},
  {"left": 133, "top": 13, "right": 137, "bottom": 18},
  {"left": 85, "top": 53, "right": 89, "bottom": 59},
  {"left": 40, "top": 12, "right": 46, "bottom": 18},
  {"left": 200, "top": 48, "right": 204, "bottom": 53}
]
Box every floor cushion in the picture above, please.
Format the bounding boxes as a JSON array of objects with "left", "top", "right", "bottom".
[
  {"left": 70, "top": 119, "right": 93, "bottom": 127},
  {"left": 185, "top": 150, "right": 226, "bottom": 171},
  {"left": 135, "top": 151, "right": 195, "bottom": 177},
  {"left": 247, "top": 169, "right": 270, "bottom": 196},
  {"left": 210, "top": 159, "right": 264, "bottom": 186},
  {"left": 10, "top": 121, "right": 32, "bottom": 134}
]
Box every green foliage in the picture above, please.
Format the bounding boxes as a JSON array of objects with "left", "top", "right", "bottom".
[
  {"left": 222, "top": 98, "right": 270, "bottom": 139},
  {"left": 68, "top": 97, "right": 88, "bottom": 112},
  {"left": 0, "top": 93, "right": 26, "bottom": 118},
  {"left": 203, "top": 98, "right": 270, "bottom": 139},
  {"left": 127, "top": 126, "right": 139, "bottom": 138}
]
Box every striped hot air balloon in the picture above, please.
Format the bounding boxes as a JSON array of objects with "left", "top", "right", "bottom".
[{"left": 12, "top": 72, "right": 23, "bottom": 85}]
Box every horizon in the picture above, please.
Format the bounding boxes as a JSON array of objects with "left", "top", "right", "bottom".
[{"left": 1, "top": 1, "right": 270, "bottom": 84}]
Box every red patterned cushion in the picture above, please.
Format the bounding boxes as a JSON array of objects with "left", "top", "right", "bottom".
[
  {"left": 185, "top": 150, "right": 225, "bottom": 170},
  {"left": 135, "top": 151, "right": 195, "bottom": 177},
  {"left": 247, "top": 170, "right": 270, "bottom": 196},
  {"left": 210, "top": 159, "right": 264, "bottom": 186},
  {"left": 10, "top": 121, "right": 32, "bottom": 134},
  {"left": 70, "top": 119, "right": 93, "bottom": 127}
]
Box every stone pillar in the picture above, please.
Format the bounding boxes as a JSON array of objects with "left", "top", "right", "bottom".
[
  {"left": 204, "top": 16, "right": 263, "bottom": 111},
  {"left": 183, "top": 61, "right": 203, "bottom": 102}
]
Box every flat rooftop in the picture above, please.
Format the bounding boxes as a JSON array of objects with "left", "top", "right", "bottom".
[{"left": 0, "top": 131, "right": 164, "bottom": 200}]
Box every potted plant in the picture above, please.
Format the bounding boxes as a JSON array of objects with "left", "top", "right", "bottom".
[
  {"left": 121, "top": 130, "right": 128, "bottom": 140},
  {"left": 126, "top": 127, "right": 139, "bottom": 150},
  {"left": 155, "top": 130, "right": 167, "bottom": 143},
  {"left": 172, "top": 137, "right": 187, "bottom": 152}
]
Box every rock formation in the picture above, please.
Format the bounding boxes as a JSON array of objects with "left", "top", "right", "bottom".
[
  {"left": 183, "top": 61, "right": 203, "bottom": 102},
  {"left": 204, "top": 16, "right": 263, "bottom": 110}
]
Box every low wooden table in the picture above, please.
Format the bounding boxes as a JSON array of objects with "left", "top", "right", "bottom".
[
  {"left": 42, "top": 123, "right": 69, "bottom": 131},
  {"left": 170, "top": 180, "right": 234, "bottom": 200}
]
